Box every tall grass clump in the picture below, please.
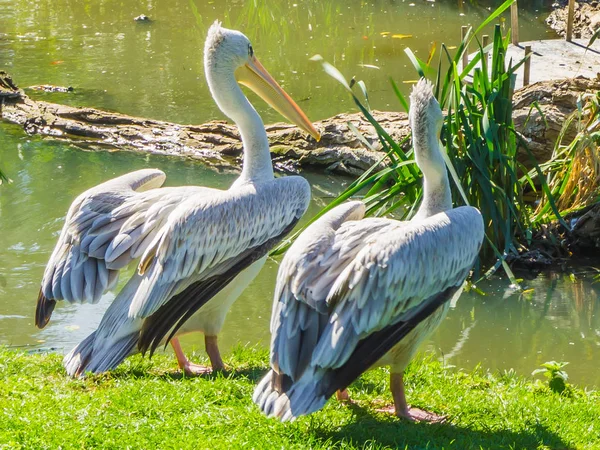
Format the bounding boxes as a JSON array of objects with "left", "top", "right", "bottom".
[
  {"left": 533, "top": 91, "right": 600, "bottom": 222},
  {"left": 276, "top": 0, "right": 570, "bottom": 281}
]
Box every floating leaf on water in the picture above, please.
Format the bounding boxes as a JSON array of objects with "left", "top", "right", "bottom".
[
  {"left": 358, "top": 64, "right": 380, "bottom": 70},
  {"left": 447, "top": 46, "right": 457, "bottom": 50},
  {"left": 392, "top": 34, "right": 413, "bottom": 39},
  {"left": 380, "top": 31, "right": 390, "bottom": 36},
  {"left": 36, "top": 339, "right": 45, "bottom": 343},
  {"left": 50, "top": 60, "right": 64, "bottom": 65},
  {"left": 402, "top": 80, "right": 419, "bottom": 84},
  {"left": 64, "top": 325, "right": 80, "bottom": 331}
]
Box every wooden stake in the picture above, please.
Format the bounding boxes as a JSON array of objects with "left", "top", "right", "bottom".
[
  {"left": 511, "top": 1, "right": 519, "bottom": 46},
  {"left": 566, "top": 0, "right": 575, "bottom": 42},
  {"left": 523, "top": 45, "right": 532, "bottom": 86},
  {"left": 461, "top": 25, "right": 469, "bottom": 70}
]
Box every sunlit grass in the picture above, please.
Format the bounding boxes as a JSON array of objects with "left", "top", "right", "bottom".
[{"left": 0, "top": 346, "right": 598, "bottom": 449}]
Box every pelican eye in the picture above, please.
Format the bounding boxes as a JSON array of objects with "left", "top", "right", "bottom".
[{"left": 248, "top": 44, "right": 254, "bottom": 58}]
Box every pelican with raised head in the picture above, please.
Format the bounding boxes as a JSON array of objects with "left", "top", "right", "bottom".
[
  {"left": 36, "top": 21, "right": 320, "bottom": 377},
  {"left": 253, "top": 79, "right": 484, "bottom": 422}
]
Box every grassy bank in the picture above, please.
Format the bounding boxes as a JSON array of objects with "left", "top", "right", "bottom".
[{"left": 0, "top": 347, "right": 598, "bottom": 450}]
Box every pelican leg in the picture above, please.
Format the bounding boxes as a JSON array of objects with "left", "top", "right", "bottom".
[
  {"left": 204, "top": 335, "right": 225, "bottom": 371},
  {"left": 336, "top": 389, "right": 350, "bottom": 402},
  {"left": 171, "top": 337, "right": 213, "bottom": 376},
  {"left": 387, "top": 372, "right": 446, "bottom": 423}
]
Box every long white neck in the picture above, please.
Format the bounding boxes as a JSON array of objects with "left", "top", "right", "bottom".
[
  {"left": 206, "top": 69, "right": 274, "bottom": 186},
  {"left": 413, "top": 127, "right": 452, "bottom": 220}
]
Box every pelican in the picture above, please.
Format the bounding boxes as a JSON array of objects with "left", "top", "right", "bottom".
[
  {"left": 253, "top": 79, "right": 484, "bottom": 422},
  {"left": 35, "top": 21, "right": 320, "bottom": 377}
]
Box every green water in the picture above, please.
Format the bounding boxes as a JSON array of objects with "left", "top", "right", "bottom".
[{"left": 2, "top": 0, "right": 598, "bottom": 389}]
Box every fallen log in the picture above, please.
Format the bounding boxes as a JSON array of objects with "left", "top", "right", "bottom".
[
  {"left": 0, "top": 71, "right": 410, "bottom": 177},
  {"left": 1, "top": 71, "right": 599, "bottom": 176}
]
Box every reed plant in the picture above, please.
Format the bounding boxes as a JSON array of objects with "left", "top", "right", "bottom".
[
  {"left": 532, "top": 91, "right": 600, "bottom": 222},
  {"left": 275, "top": 0, "right": 576, "bottom": 282}
]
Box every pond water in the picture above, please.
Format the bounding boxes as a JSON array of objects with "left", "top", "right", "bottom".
[{"left": 2, "top": 0, "right": 599, "bottom": 389}]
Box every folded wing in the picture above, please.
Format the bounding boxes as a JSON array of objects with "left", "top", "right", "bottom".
[
  {"left": 35, "top": 168, "right": 216, "bottom": 328},
  {"left": 255, "top": 203, "right": 484, "bottom": 420},
  {"left": 131, "top": 176, "right": 312, "bottom": 356}
]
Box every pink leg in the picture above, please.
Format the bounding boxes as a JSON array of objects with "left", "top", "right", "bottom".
[
  {"left": 336, "top": 388, "right": 350, "bottom": 402},
  {"left": 378, "top": 372, "right": 446, "bottom": 423},
  {"left": 171, "top": 337, "right": 212, "bottom": 376},
  {"left": 204, "top": 335, "right": 225, "bottom": 372}
]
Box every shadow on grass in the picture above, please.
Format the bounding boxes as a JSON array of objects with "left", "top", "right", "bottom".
[
  {"left": 101, "top": 361, "right": 268, "bottom": 383},
  {"left": 312, "top": 401, "right": 574, "bottom": 450}
]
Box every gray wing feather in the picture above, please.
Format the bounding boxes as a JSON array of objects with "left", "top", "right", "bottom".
[
  {"left": 128, "top": 176, "right": 311, "bottom": 320},
  {"left": 311, "top": 206, "right": 484, "bottom": 370},
  {"left": 269, "top": 204, "right": 483, "bottom": 382},
  {"left": 40, "top": 169, "right": 220, "bottom": 310},
  {"left": 40, "top": 169, "right": 167, "bottom": 307},
  {"left": 269, "top": 201, "right": 375, "bottom": 378}
]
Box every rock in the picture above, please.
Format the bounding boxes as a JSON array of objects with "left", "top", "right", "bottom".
[
  {"left": 512, "top": 76, "right": 600, "bottom": 164},
  {"left": 0, "top": 71, "right": 22, "bottom": 98},
  {"left": 134, "top": 14, "right": 151, "bottom": 22},
  {"left": 546, "top": 1, "right": 600, "bottom": 39},
  {"left": 28, "top": 85, "right": 74, "bottom": 93}
]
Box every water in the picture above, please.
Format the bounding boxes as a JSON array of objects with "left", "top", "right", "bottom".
[{"left": 1, "top": 0, "right": 598, "bottom": 388}]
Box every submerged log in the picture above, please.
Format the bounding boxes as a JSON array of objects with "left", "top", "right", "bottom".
[{"left": 0, "top": 71, "right": 598, "bottom": 176}]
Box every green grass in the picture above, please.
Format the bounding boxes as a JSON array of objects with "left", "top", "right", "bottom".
[{"left": 1, "top": 347, "right": 598, "bottom": 449}]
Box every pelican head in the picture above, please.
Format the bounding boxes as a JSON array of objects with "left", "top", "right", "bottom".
[
  {"left": 204, "top": 21, "right": 320, "bottom": 141},
  {"left": 409, "top": 79, "right": 445, "bottom": 178}
]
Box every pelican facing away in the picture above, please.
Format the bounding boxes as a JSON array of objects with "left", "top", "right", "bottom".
[
  {"left": 253, "top": 79, "right": 484, "bottom": 422},
  {"left": 35, "top": 21, "right": 320, "bottom": 377}
]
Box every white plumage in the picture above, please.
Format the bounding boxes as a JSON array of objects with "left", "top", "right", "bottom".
[
  {"left": 254, "top": 79, "right": 484, "bottom": 422},
  {"left": 38, "top": 21, "right": 319, "bottom": 377}
]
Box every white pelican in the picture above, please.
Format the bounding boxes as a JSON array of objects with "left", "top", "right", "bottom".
[
  {"left": 253, "top": 79, "right": 484, "bottom": 422},
  {"left": 35, "top": 21, "right": 320, "bottom": 377}
]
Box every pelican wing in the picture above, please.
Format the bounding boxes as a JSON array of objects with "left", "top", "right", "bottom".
[
  {"left": 270, "top": 205, "right": 483, "bottom": 390},
  {"left": 312, "top": 206, "right": 483, "bottom": 382},
  {"left": 36, "top": 169, "right": 166, "bottom": 327},
  {"left": 130, "top": 176, "right": 311, "bottom": 355},
  {"left": 36, "top": 168, "right": 215, "bottom": 328},
  {"left": 269, "top": 202, "right": 400, "bottom": 379}
]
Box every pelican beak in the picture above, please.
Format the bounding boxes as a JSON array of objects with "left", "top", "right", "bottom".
[{"left": 235, "top": 55, "right": 321, "bottom": 141}]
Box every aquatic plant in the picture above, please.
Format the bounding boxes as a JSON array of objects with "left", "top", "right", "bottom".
[
  {"left": 532, "top": 90, "right": 600, "bottom": 222},
  {"left": 532, "top": 361, "right": 570, "bottom": 394},
  {"left": 275, "top": 0, "right": 549, "bottom": 280}
]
